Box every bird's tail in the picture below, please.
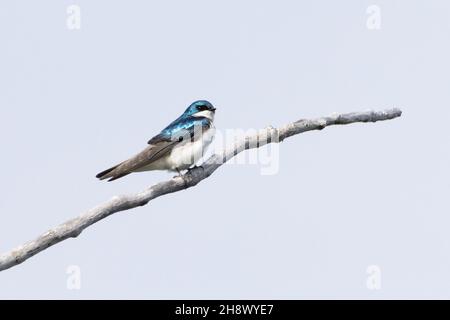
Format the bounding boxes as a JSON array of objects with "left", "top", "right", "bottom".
[
  {"left": 96, "top": 162, "right": 129, "bottom": 181},
  {"left": 96, "top": 165, "right": 119, "bottom": 180}
]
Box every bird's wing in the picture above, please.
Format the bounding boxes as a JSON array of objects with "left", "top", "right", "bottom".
[
  {"left": 96, "top": 117, "right": 212, "bottom": 181},
  {"left": 96, "top": 139, "right": 178, "bottom": 181},
  {"left": 97, "top": 118, "right": 211, "bottom": 181},
  {"left": 95, "top": 144, "right": 173, "bottom": 182}
]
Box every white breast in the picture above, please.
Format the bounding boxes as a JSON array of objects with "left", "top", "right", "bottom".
[{"left": 166, "top": 127, "right": 216, "bottom": 171}]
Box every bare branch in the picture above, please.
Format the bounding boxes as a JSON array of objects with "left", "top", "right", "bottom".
[{"left": 0, "top": 108, "right": 402, "bottom": 272}]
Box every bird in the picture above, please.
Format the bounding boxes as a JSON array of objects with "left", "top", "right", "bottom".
[{"left": 96, "top": 100, "right": 216, "bottom": 181}]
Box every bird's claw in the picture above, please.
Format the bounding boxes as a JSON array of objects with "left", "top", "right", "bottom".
[{"left": 173, "top": 169, "right": 183, "bottom": 178}]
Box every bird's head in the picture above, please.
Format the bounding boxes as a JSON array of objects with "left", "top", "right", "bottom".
[{"left": 183, "top": 100, "right": 216, "bottom": 120}]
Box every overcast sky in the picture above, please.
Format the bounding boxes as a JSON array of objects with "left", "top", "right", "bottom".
[{"left": 1, "top": 0, "right": 449, "bottom": 299}]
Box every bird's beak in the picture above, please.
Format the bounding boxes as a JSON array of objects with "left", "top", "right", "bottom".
[{"left": 211, "top": 107, "right": 217, "bottom": 111}]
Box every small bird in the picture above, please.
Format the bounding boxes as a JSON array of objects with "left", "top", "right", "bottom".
[{"left": 96, "top": 100, "right": 216, "bottom": 181}]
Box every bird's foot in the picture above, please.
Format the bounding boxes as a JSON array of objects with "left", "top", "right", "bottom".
[{"left": 172, "top": 168, "right": 183, "bottom": 178}]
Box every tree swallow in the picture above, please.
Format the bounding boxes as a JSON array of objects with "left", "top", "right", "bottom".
[{"left": 96, "top": 100, "right": 216, "bottom": 181}]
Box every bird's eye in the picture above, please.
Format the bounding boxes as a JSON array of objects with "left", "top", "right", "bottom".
[{"left": 197, "top": 106, "right": 207, "bottom": 111}]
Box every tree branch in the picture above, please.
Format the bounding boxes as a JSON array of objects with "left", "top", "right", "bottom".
[{"left": 0, "top": 108, "right": 402, "bottom": 272}]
